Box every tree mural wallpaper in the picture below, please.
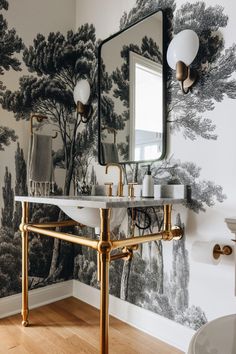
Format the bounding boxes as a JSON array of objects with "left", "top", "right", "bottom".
[
  {"left": 0, "top": 0, "right": 22, "bottom": 151},
  {"left": 0, "top": 0, "right": 235, "bottom": 334}
]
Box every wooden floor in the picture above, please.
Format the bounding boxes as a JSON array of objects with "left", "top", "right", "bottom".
[{"left": 0, "top": 297, "right": 183, "bottom": 354}]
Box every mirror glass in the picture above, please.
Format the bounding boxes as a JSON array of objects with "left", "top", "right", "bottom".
[{"left": 98, "top": 10, "right": 165, "bottom": 165}]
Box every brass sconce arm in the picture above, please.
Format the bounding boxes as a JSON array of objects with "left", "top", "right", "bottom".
[
  {"left": 176, "top": 61, "right": 198, "bottom": 94},
  {"left": 76, "top": 102, "right": 93, "bottom": 123}
]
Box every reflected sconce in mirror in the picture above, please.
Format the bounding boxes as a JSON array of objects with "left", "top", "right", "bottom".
[
  {"left": 73, "top": 79, "right": 92, "bottom": 122},
  {"left": 167, "top": 29, "right": 199, "bottom": 94}
]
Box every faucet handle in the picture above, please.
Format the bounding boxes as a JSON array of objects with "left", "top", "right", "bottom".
[
  {"left": 104, "top": 182, "right": 113, "bottom": 197},
  {"left": 128, "top": 182, "right": 138, "bottom": 198}
]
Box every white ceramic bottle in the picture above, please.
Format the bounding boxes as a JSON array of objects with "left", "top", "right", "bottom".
[{"left": 142, "top": 165, "right": 154, "bottom": 198}]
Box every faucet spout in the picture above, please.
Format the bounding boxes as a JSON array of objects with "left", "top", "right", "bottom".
[{"left": 105, "top": 163, "right": 124, "bottom": 197}]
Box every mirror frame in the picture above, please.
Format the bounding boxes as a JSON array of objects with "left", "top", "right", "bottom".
[{"left": 98, "top": 9, "right": 167, "bottom": 165}]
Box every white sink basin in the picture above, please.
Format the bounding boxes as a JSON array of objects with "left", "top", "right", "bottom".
[
  {"left": 59, "top": 203, "right": 126, "bottom": 230},
  {"left": 59, "top": 185, "right": 127, "bottom": 230}
]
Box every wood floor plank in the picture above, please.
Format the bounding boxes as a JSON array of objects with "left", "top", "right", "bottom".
[{"left": 0, "top": 297, "right": 184, "bottom": 354}]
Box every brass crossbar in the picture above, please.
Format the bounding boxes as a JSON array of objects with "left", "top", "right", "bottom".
[
  {"left": 29, "top": 220, "right": 82, "bottom": 228},
  {"left": 110, "top": 251, "right": 131, "bottom": 261},
  {"left": 111, "top": 233, "right": 164, "bottom": 250},
  {"left": 24, "top": 224, "right": 98, "bottom": 250}
]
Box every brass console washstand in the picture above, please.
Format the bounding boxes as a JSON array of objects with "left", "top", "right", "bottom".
[{"left": 18, "top": 199, "right": 183, "bottom": 354}]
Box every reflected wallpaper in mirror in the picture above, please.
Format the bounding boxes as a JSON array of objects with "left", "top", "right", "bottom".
[{"left": 98, "top": 10, "right": 165, "bottom": 165}]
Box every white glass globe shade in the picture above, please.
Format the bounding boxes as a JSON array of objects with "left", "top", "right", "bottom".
[
  {"left": 167, "top": 30, "right": 199, "bottom": 70},
  {"left": 73, "top": 79, "right": 91, "bottom": 105}
]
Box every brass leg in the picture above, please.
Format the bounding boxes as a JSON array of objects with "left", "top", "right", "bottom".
[
  {"left": 163, "top": 204, "right": 172, "bottom": 232},
  {"left": 20, "top": 202, "right": 29, "bottom": 327},
  {"left": 97, "top": 252, "right": 101, "bottom": 282},
  {"left": 99, "top": 209, "right": 111, "bottom": 354}
]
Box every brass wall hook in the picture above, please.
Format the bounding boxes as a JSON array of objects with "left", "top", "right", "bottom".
[{"left": 213, "top": 244, "right": 233, "bottom": 260}]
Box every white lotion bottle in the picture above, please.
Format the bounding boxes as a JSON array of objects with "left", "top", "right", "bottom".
[{"left": 142, "top": 165, "right": 154, "bottom": 198}]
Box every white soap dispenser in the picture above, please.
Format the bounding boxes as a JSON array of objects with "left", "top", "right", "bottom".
[{"left": 142, "top": 165, "right": 154, "bottom": 198}]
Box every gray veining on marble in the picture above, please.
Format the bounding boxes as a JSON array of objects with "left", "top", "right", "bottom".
[{"left": 15, "top": 195, "right": 185, "bottom": 209}]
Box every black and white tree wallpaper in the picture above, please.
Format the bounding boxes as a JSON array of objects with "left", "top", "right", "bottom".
[{"left": 0, "top": 0, "right": 235, "bottom": 333}]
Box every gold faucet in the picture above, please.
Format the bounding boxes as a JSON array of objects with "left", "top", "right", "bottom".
[{"left": 105, "top": 163, "right": 124, "bottom": 197}]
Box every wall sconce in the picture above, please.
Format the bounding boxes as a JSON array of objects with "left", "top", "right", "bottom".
[
  {"left": 73, "top": 79, "right": 92, "bottom": 122},
  {"left": 167, "top": 29, "right": 199, "bottom": 94}
]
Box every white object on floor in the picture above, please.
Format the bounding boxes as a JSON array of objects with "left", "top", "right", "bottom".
[{"left": 188, "top": 314, "right": 236, "bottom": 354}]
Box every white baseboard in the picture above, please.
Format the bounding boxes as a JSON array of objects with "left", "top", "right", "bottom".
[
  {"left": 0, "top": 280, "right": 73, "bottom": 319},
  {"left": 0, "top": 279, "right": 194, "bottom": 352},
  {"left": 73, "top": 280, "right": 195, "bottom": 353}
]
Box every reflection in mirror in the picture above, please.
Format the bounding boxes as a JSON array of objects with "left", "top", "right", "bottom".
[
  {"left": 129, "top": 52, "right": 163, "bottom": 161},
  {"left": 98, "top": 10, "right": 165, "bottom": 165}
]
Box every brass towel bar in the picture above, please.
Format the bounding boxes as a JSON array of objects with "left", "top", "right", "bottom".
[{"left": 30, "top": 114, "right": 58, "bottom": 139}]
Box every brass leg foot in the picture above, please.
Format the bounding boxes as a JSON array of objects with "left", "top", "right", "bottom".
[
  {"left": 21, "top": 309, "right": 29, "bottom": 327},
  {"left": 22, "top": 320, "right": 29, "bottom": 327}
]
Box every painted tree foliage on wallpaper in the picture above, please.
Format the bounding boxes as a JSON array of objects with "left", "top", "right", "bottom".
[
  {"left": 0, "top": 0, "right": 22, "bottom": 151},
  {"left": 75, "top": 0, "right": 235, "bottom": 330},
  {"left": 0, "top": 0, "right": 24, "bottom": 297},
  {"left": 0, "top": 1, "right": 100, "bottom": 295},
  {"left": 91, "top": 0, "right": 235, "bottom": 329},
  {"left": 0, "top": 0, "right": 235, "bottom": 330}
]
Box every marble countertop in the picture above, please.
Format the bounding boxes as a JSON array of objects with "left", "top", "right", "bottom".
[{"left": 15, "top": 195, "right": 186, "bottom": 209}]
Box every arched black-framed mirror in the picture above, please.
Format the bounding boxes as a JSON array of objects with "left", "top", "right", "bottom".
[{"left": 98, "top": 9, "right": 167, "bottom": 165}]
